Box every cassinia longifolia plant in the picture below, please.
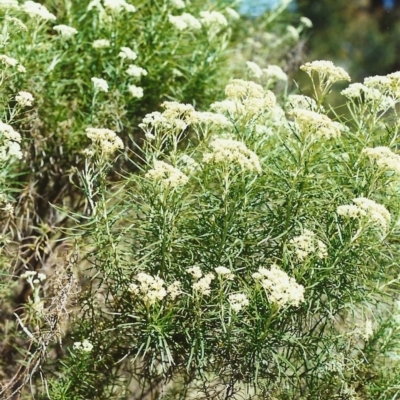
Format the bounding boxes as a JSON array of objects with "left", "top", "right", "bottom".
[{"left": 1, "top": 0, "right": 400, "bottom": 399}]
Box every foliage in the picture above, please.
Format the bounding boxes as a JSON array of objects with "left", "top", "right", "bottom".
[{"left": 1, "top": 0, "right": 400, "bottom": 399}]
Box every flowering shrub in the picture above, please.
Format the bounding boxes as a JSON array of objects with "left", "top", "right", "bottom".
[
  {"left": 1, "top": 1, "right": 400, "bottom": 400},
  {"left": 65, "top": 60, "right": 400, "bottom": 398}
]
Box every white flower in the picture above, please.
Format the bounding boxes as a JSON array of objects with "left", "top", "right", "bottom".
[
  {"left": 168, "top": 14, "right": 187, "bottom": 31},
  {"left": 287, "top": 95, "right": 318, "bottom": 111},
  {"left": 170, "top": 0, "right": 185, "bottom": 8},
  {"left": 290, "top": 108, "right": 342, "bottom": 139},
  {"left": 186, "top": 266, "right": 202, "bottom": 280},
  {"left": 199, "top": 10, "right": 228, "bottom": 29},
  {"left": 0, "top": 0, "right": 19, "bottom": 10},
  {"left": 128, "top": 85, "right": 144, "bottom": 98},
  {"left": 145, "top": 160, "right": 188, "bottom": 188},
  {"left": 228, "top": 293, "right": 249, "bottom": 312},
  {"left": 225, "top": 7, "right": 240, "bottom": 20},
  {"left": 225, "top": 79, "right": 264, "bottom": 100},
  {"left": 246, "top": 61, "right": 263, "bottom": 79},
  {"left": 92, "top": 39, "right": 111, "bottom": 48},
  {"left": 253, "top": 264, "right": 305, "bottom": 307},
  {"left": 118, "top": 46, "right": 137, "bottom": 60},
  {"left": 180, "top": 13, "right": 202, "bottom": 30},
  {"left": 126, "top": 65, "right": 147, "bottom": 78},
  {"left": 7, "top": 142, "right": 22, "bottom": 159},
  {"left": 15, "top": 91, "right": 34, "bottom": 107},
  {"left": 290, "top": 229, "right": 328, "bottom": 261},
  {"left": 341, "top": 83, "right": 395, "bottom": 110},
  {"left": 0, "top": 55, "right": 18, "bottom": 67},
  {"left": 178, "top": 154, "right": 199, "bottom": 174},
  {"left": 286, "top": 25, "right": 299, "bottom": 41},
  {"left": 5, "top": 16, "right": 27, "bottom": 31},
  {"left": 0, "top": 122, "right": 21, "bottom": 142},
  {"left": 263, "top": 65, "right": 288, "bottom": 82},
  {"left": 91, "top": 77, "right": 108, "bottom": 93},
  {"left": 17, "top": 65, "right": 26, "bottom": 73},
  {"left": 53, "top": 24, "right": 78, "bottom": 39},
  {"left": 210, "top": 99, "right": 237, "bottom": 114},
  {"left": 168, "top": 13, "right": 202, "bottom": 31},
  {"left": 214, "top": 266, "right": 235, "bottom": 280},
  {"left": 362, "top": 146, "right": 400, "bottom": 175},
  {"left": 300, "top": 60, "right": 351, "bottom": 83},
  {"left": 167, "top": 281, "right": 181, "bottom": 300},
  {"left": 85, "top": 127, "right": 123, "bottom": 155},
  {"left": 203, "top": 138, "right": 262, "bottom": 173},
  {"left": 21, "top": 1, "right": 56, "bottom": 21},
  {"left": 192, "top": 273, "right": 214, "bottom": 296},
  {"left": 74, "top": 339, "right": 93, "bottom": 352},
  {"left": 186, "top": 111, "right": 232, "bottom": 128},
  {"left": 300, "top": 16, "right": 313, "bottom": 28},
  {"left": 103, "top": 0, "right": 136, "bottom": 13},
  {"left": 3, "top": 203, "right": 13, "bottom": 216},
  {"left": 130, "top": 273, "right": 167, "bottom": 305},
  {"left": 337, "top": 197, "right": 391, "bottom": 232}
]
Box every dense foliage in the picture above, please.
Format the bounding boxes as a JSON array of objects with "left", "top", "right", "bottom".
[{"left": 1, "top": 1, "right": 400, "bottom": 399}]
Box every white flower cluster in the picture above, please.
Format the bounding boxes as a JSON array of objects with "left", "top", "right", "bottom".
[
  {"left": 118, "top": 46, "right": 137, "bottom": 60},
  {"left": 362, "top": 146, "right": 400, "bottom": 175},
  {"left": 21, "top": 270, "right": 46, "bottom": 287},
  {"left": 0, "top": 121, "right": 22, "bottom": 160},
  {"left": 139, "top": 102, "right": 230, "bottom": 140},
  {"left": 290, "top": 229, "right": 328, "bottom": 261},
  {"left": 126, "top": 65, "right": 147, "bottom": 77},
  {"left": 73, "top": 339, "right": 93, "bottom": 352},
  {"left": 246, "top": 61, "right": 263, "bottom": 79},
  {"left": 53, "top": 24, "right": 78, "bottom": 39},
  {"left": 199, "top": 10, "right": 228, "bottom": 33},
  {"left": 225, "top": 7, "right": 240, "bottom": 20},
  {"left": 22, "top": 1, "right": 56, "bottom": 21},
  {"left": 225, "top": 79, "right": 264, "bottom": 100},
  {"left": 186, "top": 111, "right": 231, "bottom": 129},
  {"left": 186, "top": 266, "right": 203, "bottom": 279},
  {"left": 228, "top": 293, "right": 249, "bottom": 312},
  {"left": 219, "top": 79, "right": 276, "bottom": 119},
  {"left": 162, "top": 101, "right": 194, "bottom": 119},
  {"left": 341, "top": 83, "right": 395, "bottom": 110},
  {"left": 186, "top": 266, "right": 215, "bottom": 295},
  {"left": 167, "top": 281, "right": 182, "bottom": 300},
  {"left": 171, "top": 0, "right": 185, "bottom": 8},
  {"left": 102, "top": 0, "right": 136, "bottom": 13},
  {"left": 263, "top": 65, "right": 288, "bottom": 82},
  {"left": 128, "top": 273, "right": 167, "bottom": 304},
  {"left": 0, "top": 0, "right": 19, "bottom": 10},
  {"left": 252, "top": 264, "right": 305, "bottom": 307},
  {"left": 93, "top": 39, "right": 110, "bottom": 48},
  {"left": 85, "top": 127, "right": 123, "bottom": 155},
  {"left": 3, "top": 202, "right": 14, "bottom": 216},
  {"left": 287, "top": 95, "right": 318, "bottom": 111},
  {"left": 0, "top": 54, "right": 23, "bottom": 71},
  {"left": 128, "top": 85, "right": 144, "bottom": 98},
  {"left": 15, "top": 91, "right": 34, "bottom": 107},
  {"left": 290, "top": 108, "right": 342, "bottom": 139},
  {"left": 364, "top": 71, "right": 400, "bottom": 98},
  {"left": 300, "top": 16, "right": 313, "bottom": 28},
  {"left": 5, "top": 16, "right": 27, "bottom": 31},
  {"left": 337, "top": 197, "right": 391, "bottom": 232},
  {"left": 178, "top": 154, "right": 200, "bottom": 174},
  {"left": 203, "top": 138, "right": 262, "bottom": 173},
  {"left": 214, "top": 266, "right": 235, "bottom": 280},
  {"left": 300, "top": 60, "right": 351, "bottom": 84},
  {"left": 145, "top": 160, "right": 189, "bottom": 188},
  {"left": 91, "top": 77, "right": 108, "bottom": 93},
  {"left": 168, "top": 13, "right": 202, "bottom": 31}
]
